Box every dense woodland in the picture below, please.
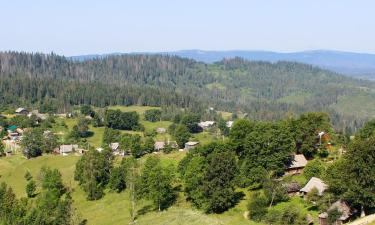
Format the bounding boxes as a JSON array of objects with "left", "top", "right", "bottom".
[{"left": 1, "top": 52, "right": 375, "bottom": 133}]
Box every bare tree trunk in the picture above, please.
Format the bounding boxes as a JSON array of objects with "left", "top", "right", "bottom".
[{"left": 269, "top": 190, "right": 276, "bottom": 209}]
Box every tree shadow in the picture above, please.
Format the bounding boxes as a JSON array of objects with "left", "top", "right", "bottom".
[
  {"left": 233, "top": 191, "right": 246, "bottom": 206},
  {"left": 137, "top": 205, "right": 154, "bottom": 216},
  {"left": 83, "top": 131, "right": 94, "bottom": 138}
]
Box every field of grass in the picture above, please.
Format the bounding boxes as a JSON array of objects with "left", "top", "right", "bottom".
[
  {"left": 0, "top": 152, "right": 260, "bottom": 225},
  {"left": 50, "top": 106, "right": 218, "bottom": 148},
  {"left": 107, "top": 105, "right": 160, "bottom": 118}
]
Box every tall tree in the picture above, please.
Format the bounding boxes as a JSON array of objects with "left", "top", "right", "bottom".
[
  {"left": 172, "top": 124, "right": 191, "bottom": 148},
  {"left": 74, "top": 149, "right": 113, "bottom": 200},
  {"left": 139, "top": 156, "right": 176, "bottom": 211}
]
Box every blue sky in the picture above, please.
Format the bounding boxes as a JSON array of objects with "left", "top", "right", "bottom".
[{"left": 1, "top": 0, "right": 374, "bottom": 56}]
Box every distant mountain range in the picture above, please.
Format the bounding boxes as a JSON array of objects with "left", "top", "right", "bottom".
[{"left": 70, "top": 50, "right": 375, "bottom": 80}]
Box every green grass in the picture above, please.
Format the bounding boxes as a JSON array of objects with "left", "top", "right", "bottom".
[
  {"left": 271, "top": 197, "right": 319, "bottom": 224},
  {"left": 107, "top": 105, "right": 160, "bottom": 117},
  {"left": 192, "top": 131, "right": 220, "bottom": 145},
  {"left": 0, "top": 154, "right": 79, "bottom": 197},
  {"left": 0, "top": 153, "right": 261, "bottom": 225},
  {"left": 86, "top": 125, "right": 105, "bottom": 147},
  {"left": 283, "top": 173, "right": 307, "bottom": 186}
]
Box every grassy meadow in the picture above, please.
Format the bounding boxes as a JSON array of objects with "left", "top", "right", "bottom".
[
  {"left": 0, "top": 105, "right": 325, "bottom": 225},
  {"left": 0, "top": 152, "right": 262, "bottom": 225}
]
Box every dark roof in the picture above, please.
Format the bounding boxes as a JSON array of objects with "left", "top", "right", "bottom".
[{"left": 284, "top": 182, "right": 301, "bottom": 193}]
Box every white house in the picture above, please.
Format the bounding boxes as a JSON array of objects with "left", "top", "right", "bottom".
[
  {"left": 184, "top": 141, "right": 199, "bottom": 151},
  {"left": 300, "top": 177, "right": 328, "bottom": 197},
  {"left": 198, "top": 121, "right": 215, "bottom": 129},
  {"left": 59, "top": 144, "right": 78, "bottom": 155}
]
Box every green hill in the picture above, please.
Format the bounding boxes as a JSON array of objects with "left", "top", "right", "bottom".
[{"left": 1, "top": 52, "right": 375, "bottom": 132}]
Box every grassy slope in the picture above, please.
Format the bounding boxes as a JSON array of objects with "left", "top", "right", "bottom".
[{"left": 0, "top": 152, "right": 259, "bottom": 225}]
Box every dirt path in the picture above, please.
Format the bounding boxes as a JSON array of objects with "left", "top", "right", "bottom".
[{"left": 348, "top": 214, "right": 375, "bottom": 225}]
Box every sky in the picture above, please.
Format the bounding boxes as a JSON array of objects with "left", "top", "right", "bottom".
[{"left": 1, "top": 0, "right": 374, "bottom": 56}]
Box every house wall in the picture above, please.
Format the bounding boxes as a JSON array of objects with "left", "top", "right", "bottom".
[
  {"left": 285, "top": 167, "right": 303, "bottom": 175},
  {"left": 319, "top": 217, "right": 328, "bottom": 225}
]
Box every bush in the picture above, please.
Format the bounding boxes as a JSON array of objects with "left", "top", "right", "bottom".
[
  {"left": 265, "top": 204, "right": 308, "bottom": 225},
  {"left": 304, "top": 160, "right": 325, "bottom": 180},
  {"left": 144, "top": 109, "right": 162, "bottom": 122},
  {"left": 105, "top": 110, "right": 140, "bottom": 130},
  {"left": 247, "top": 192, "right": 268, "bottom": 221},
  {"left": 328, "top": 208, "right": 342, "bottom": 225}
]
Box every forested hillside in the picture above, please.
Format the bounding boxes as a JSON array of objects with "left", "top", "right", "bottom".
[{"left": 1, "top": 52, "right": 375, "bottom": 133}]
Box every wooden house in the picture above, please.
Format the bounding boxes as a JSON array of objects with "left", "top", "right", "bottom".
[
  {"left": 285, "top": 154, "right": 308, "bottom": 175},
  {"left": 319, "top": 200, "right": 353, "bottom": 225}
]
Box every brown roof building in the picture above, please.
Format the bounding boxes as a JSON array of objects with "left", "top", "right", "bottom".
[{"left": 285, "top": 154, "right": 308, "bottom": 175}]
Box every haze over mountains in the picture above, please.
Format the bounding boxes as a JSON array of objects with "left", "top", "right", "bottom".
[{"left": 70, "top": 50, "right": 375, "bottom": 80}]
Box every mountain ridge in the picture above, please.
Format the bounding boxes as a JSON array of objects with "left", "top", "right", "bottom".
[{"left": 70, "top": 49, "right": 375, "bottom": 80}]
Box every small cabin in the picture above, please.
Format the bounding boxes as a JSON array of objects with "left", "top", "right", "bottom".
[
  {"left": 300, "top": 177, "right": 328, "bottom": 198},
  {"left": 285, "top": 154, "right": 308, "bottom": 175},
  {"left": 154, "top": 141, "right": 165, "bottom": 151},
  {"left": 284, "top": 182, "right": 301, "bottom": 197},
  {"left": 198, "top": 121, "right": 215, "bottom": 129},
  {"left": 184, "top": 141, "right": 199, "bottom": 151},
  {"left": 319, "top": 200, "right": 353, "bottom": 225},
  {"left": 59, "top": 144, "right": 78, "bottom": 155},
  {"left": 15, "top": 108, "right": 29, "bottom": 116}
]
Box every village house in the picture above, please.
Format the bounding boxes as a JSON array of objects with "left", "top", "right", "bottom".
[
  {"left": 319, "top": 200, "right": 353, "bottom": 225},
  {"left": 184, "top": 141, "right": 199, "bottom": 151},
  {"left": 28, "top": 110, "right": 47, "bottom": 120},
  {"left": 226, "top": 121, "right": 234, "bottom": 128},
  {"left": 198, "top": 121, "right": 215, "bottom": 129},
  {"left": 284, "top": 182, "right": 301, "bottom": 197},
  {"left": 76, "top": 148, "right": 88, "bottom": 155},
  {"left": 15, "top": 108, "right": 29, "bottom": 116},
  {"left": 58, "top": 144, "right": 78, "bottom": 155},
  {"left": 156, "top": 127, "right": 166, "bottom": 134},
  {"left": 300, "top": 177, "right": 328, "bottom": 198},
  {"left": 110, "top": 142, "right": 120, "bottom": 151},
  {"left": 154, "top": 141, "right": 178, "bottom": 152},
  {"left": 109, "top": 142, "right": 124, "bottom": 156},
  {"left": 285, "top": 154, "right": 308, "bottom": 175},
  {"left": 7, "top": 125, "right": 20, "bottom": 141},
  {"left": 154, "top": 141, "right": 165, "bottom": 151}
]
